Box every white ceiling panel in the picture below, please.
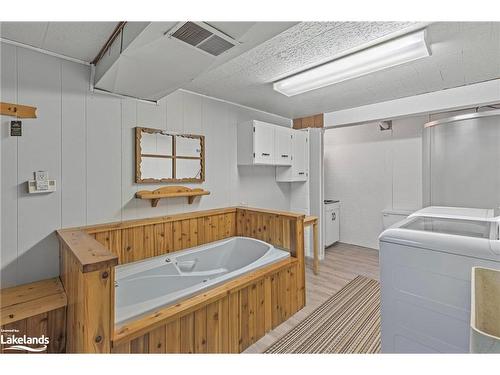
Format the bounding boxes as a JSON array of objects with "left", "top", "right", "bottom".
[
  {"left": 0, "top": 21, "right": 118, "bottom": 62},
  {"left": 0, "top": 22, "right": 48, "bottom": 46},
  {"left": 42, "top": 22, "right": 117, "bottom": 62},
  {"left": 94, "top": 22, "right": 297, "bottom": 100},
  {"left": 183, "top": 21, "right": 500, "bottom": 118}
]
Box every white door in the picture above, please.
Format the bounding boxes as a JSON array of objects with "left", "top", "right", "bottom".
[
  {"left": 274, "top": 126, "right": 292, "bottom": 166},
  {"left": 253, "top": 121, "right": 275, "bottom": 164},
  {"left": 293, "top": 131, "right": 308, "bottom": 180}
]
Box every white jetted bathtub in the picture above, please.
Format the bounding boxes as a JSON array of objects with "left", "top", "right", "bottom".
[{"left": 115, "top": 236, "right": 289, "bottom": 325}]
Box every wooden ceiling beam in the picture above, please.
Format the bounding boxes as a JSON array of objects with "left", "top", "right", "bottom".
[
  {"left": 292, "top": 113, "right": 324, "bottom": 129},
  {"left": 91, "top": 21, "right": 127, "bottom": 66}
]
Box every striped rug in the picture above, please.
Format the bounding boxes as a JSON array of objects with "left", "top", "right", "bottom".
[{"left": 265, "top": 275, "right": 381, "bottom": 354}]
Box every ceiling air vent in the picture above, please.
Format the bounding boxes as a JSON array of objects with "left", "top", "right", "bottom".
[
  {"left": 168, "top": 22, "right": 238, "bottom": 56},
  {"left": 198, "top": 35, "right": 235, "bottom": 56},
  {"left": 171, "top": 22, "right": 212, "bottom": 46}
]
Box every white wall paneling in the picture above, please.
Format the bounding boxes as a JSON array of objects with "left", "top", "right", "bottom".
[
  {"left": 0, "top": 43, "right": 293, "bottom": 287},
  {"left": 16, "top": 48, "right": 62, "bottom": 285},
  {"left": 61, "top": 60, "right": 88, "bottom": 227},
  {"left": 324, "top": 116, "right": 425, "bottom": 249},
  {"left": 1, "top": 42, "right": 18, "bottom": 287}
]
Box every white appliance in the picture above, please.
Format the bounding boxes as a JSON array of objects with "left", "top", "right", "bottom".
[
  {"left": 379, "top": 206, "right": 500, "bottom": 353},
  {"left": 381, "top": 208, "right": 413, "bottom": 230},
  {"left": 324, "top": 200, "right": 340, "bottom": 247}
]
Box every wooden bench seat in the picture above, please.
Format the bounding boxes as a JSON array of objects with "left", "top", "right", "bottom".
[{"left": 1, "top": 277, "right": 67, "bottom": 353}]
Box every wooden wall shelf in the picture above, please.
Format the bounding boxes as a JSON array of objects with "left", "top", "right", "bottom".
[
  {"left": 135, "top": 186, "right": 210, "bottom": 207},
  {"left": 1, "top": 102, "right": 37, "bottom": 118}
]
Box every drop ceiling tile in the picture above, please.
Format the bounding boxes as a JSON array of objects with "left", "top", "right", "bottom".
[
  {"left": 0, "top": 22, "right": 48, "bottom": 47},
  {"left": 43, "top": 22, "right": 117, "bottom": 61}
]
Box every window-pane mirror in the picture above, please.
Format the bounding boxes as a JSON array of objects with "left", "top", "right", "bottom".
[{"left": 135, "top": 127, "right": 205, "bottom": 183}]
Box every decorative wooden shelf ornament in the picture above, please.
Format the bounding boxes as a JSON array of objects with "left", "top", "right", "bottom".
[
  {"left": 135, "top": 186, "right": 210, "bottom": 207},
  {"left": 1, "top": 102, "right": 37, "bottom": 118}
]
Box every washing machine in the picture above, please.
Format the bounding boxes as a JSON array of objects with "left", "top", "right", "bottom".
[{"left": 379, "top": 206, "right": 500, "bottom": 353}]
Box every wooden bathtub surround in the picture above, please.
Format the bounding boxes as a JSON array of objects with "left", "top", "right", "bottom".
[
  {"left": 113, "top": 257, "right": 298, "bottom": 351},
  {"left": 0, "top": 278, "right": 67, "bottom": 353},
  {"left": 57, "top": 230, "right": 118, "bottom": 272},
  {"left": 135, "top": 186, "right": 210, "bottom": 207},
  {"left": 59, "top": 240, "right": 115, "bottom": 353},
  {"left": 57, "top": 206, "right": 306, "bottom": 353}
]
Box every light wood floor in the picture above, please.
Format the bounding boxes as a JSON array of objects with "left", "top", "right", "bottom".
[{"left": 244, "top": 242, "right": 380, "bottom": 353}]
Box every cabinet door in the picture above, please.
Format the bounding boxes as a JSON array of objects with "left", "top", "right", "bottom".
[
  {"left": 324, "top": 208, "right": 334, "bottom": 246},
  {"left": 253, "top": 121, "right": 275, "bottom": 164},
  {"left": 274, "top": 126, "right": 292, "bottom": 166},
  {"left": 293, "top": 131, "right": 308, "bottom": 180},
  {"left": 332, "top": 206, "right": 340, "bottom": 243}
]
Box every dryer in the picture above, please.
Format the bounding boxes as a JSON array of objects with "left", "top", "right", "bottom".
[{"left": 379, "top": 206, "right": 500, "bottom": 353}]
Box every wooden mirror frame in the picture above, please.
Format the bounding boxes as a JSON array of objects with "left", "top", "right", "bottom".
[{"left": 135, "top": 127, "right": 205, "bottom": 183}]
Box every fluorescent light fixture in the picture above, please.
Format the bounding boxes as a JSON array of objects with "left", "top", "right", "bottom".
[{"left": 273, "top": 29, "right": 430, "bottom": 97}]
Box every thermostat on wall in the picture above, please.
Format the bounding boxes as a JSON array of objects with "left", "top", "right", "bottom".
[{"left": 27, "top": 171, "right": 56, "bottom": 194}]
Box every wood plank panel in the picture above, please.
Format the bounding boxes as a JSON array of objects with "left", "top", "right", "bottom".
[
  {"left": 83, "top": 210, "right": 238, "bottom": 265},
  {"left": 219, "top": 296, "right": 229, "bottom": 353},
  {"left": 81, "top": 268, "right": 113, "bottom": 353},
  {"left": 239, "top": 286, "right": 249, "bottom": 351},
  {"left": 47, "top": 306, "right": 67, "bottom": 353},
  {"left": 181, "top": 219, "right": 191, "bottom": 249},
  {"left": 172, "top": 221, "right": 183, "bottom": 251},
  {"left": 25, "top": 312, "right": 48, "bottom": 354},
  {"left": 130, "top": 334, "right": 149, "bottom": 353},
  {"left": 165, "top": 318, "right": 181, "bottom": 353},
  {"left": 121, "top": 226, "right": 145, "bottom": 263},
  {"left": 228, "top": 292, "right": 240, "bottom": 353},
  {"left": 153, "top": 222, "right": 168, "bottom": 256},
  {"left": 148, "top": 326, "right": 166, "bottom": 353},
  {"left": 264, "top": 277, "right": 272, "bottom": 333},
  {"left": 256, "top": 279, "right": 266, "bottom": 339},
  {"left": 206, "top": 300, "right": 220, "bottom": 353},
  {"left": 189, "top": 219, "right": 199, "bottom": 247},
  {"left": 180, "top": 313, "right": 194, "bottom": 353},
  {"left": 194, "top": 307, "right": 207, "bottom": 353},
  {"left": 248, "top": 283, "right": 257, "bottom": 345}
]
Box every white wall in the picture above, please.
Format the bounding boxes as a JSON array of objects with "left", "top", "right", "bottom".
[
  {"left": 425, "top": 108, "right": 500, "bottom": 210},
  {"left": 0, "top": 43, "right": 291, "bottom": 288},
  {"left": 324, "top": 116, "right": 425, "bottom": 249}
]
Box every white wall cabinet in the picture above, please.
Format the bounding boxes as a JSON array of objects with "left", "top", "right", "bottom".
[
  {"left": 276, "top": 130, "right": 309, "bottom": 182},
  {"left": 274, "top": 126, "right": 293, "bottom": 166},
  {"left": 237, "top": 120, "right": 292, "bottom": 166}
]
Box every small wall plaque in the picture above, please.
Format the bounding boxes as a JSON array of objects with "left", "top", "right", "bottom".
[{"left": 10, "top": 120, "right": 22, "bottom": 136}]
